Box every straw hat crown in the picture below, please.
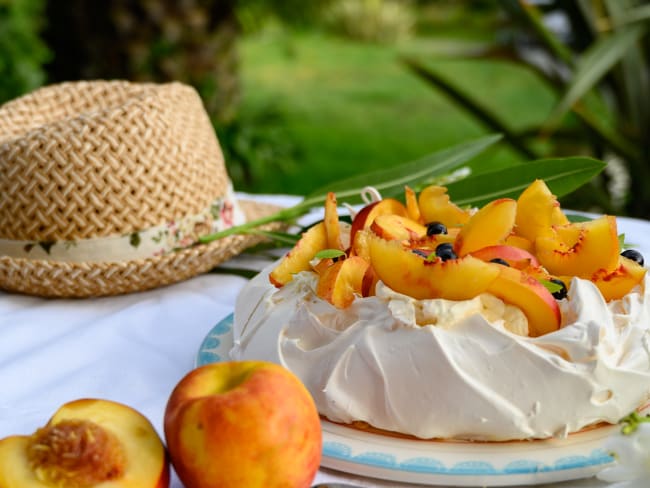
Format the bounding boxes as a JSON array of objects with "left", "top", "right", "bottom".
[
  {"left": 0, "top": 80, "right": 226, "bottom": 242},
  {"left": 0, "top": 80, "right": 278, "bottom": 297}
]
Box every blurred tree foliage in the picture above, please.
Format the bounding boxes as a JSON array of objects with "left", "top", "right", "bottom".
[
  {"left": 0, "top": 0, "right": 50, "bottom": 104},
  {"left": 403, "top": 0, "right": 650, "bottom": 218},
  {"left": 39, "top": 0, "right": 331, "bottom": 189},
  {"left": 44, "top": 0, "right": 240, "bottom": 124}
]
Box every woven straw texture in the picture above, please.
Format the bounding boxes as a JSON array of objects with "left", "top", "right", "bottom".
[
  {"left": 0, "top": 80, "right": 282, "bottom": 297},
  {"left": 0, "top": 80, "right": 227, "bottom": 241}
]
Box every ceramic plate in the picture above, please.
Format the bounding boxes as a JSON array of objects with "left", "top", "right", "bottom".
[{"left": 197, "top": 314, "right": 619, "bottom": 486}]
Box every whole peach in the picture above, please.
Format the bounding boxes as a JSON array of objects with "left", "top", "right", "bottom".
[{"left": 164, "top": 361, "right": 322, "bottom": 488}]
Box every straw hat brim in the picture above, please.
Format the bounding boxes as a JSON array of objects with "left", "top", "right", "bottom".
[{"left": 0, "top": 200, "right": 284, "bottom": 298}]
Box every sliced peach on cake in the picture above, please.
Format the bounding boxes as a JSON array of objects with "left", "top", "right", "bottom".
[
  {"left": 504, "top": 234, "right": 534, "bottom": 253},
  {"left": 349, "top": 198, "right": 408, "bottom": 246},
  {"left": 324, "top": 192, "right": 344, "bottom": 251},
  {"left": 368, "top": 233, "right": 499, "bottom": 300},
  {"left": 404, "top": 185, "right": 422, "bottom": 222},
  {"left": 454, "top": 198, "right": 517, "bottom": 256},
  {"left": 316, "top": 256, "right": 372, "bottom": 308},
  {"left": 535, "top": 215, "right": 619, "bottom": 278},
  {"left": 417, "top": 185, "right": 471, "bottom": 228},
  {"left": 370, "top": 214, "right": 427, "bottom": 241},
  {"left": 487, "top": 266, "right": 561, "bottom": 337},
  {"left": 270, "top": 222, "right": 328, "bottom": 287},
  {"left": 407, "top": 228, "right": 458, "bottom": 252},
  {"left": 470, "top": 245, "right": 540, "bottom": 270},
  {"left": 515, "top": 179, "right": 569, "bottom": 241},
  {"left": 588, "top": 256, "right": 647, "bottom": 301},
  {"left": 0, "top": 399, "right": 169, "bottom": 488}
]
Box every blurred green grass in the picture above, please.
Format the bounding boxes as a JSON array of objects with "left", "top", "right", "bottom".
[{"left": 236, "top": 30, "right": 558, "bottom": 196}]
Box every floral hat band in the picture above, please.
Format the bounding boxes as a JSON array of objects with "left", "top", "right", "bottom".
[{"left": 0, "top": 182, "right": 246, "bottom": 263}]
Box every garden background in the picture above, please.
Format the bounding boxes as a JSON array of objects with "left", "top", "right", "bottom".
[{"left": 1, "top": 0, "right": 648, "bottom": 218}]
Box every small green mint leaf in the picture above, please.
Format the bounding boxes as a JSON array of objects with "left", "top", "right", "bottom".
[
  {"left": 314, "top": 249, "right": 346, "bottom": 260},
  {"left": 539, "top": 279, "right": 563, "bottom": 294}
]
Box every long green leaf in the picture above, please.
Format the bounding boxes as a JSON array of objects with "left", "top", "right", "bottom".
[
  {"left": 401, "top": 57, "right": 538, "bottom": 160},
  {"left": 516, "top": 0, "right": 576, "bottom": 67},
  {"left": 605, "top": 0, "right": 650, "bottom": 137},
  {"left": 200, "top": 135, "right": 502, "bottom": 243},
  {"left": 618, "top": 3, "right": 650, "bottom": 25},
  {"left": 302, "top": 134, "right": 503, "bottom": 206},
  {"left": 444, "top": 157, "right": 606, "bottom": 207},
  {"left": 544, "top": 24, "right": 647, "bottom": 131}
]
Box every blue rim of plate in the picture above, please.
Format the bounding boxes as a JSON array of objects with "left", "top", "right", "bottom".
[{"left": 197, "top": 313, "right": 616, "bottom": 486}]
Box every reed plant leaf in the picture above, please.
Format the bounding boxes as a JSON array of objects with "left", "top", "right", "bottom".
[
  {"left": 400, "top": 57, "right": 538, "bottom": 160},
  {"left": 544, "top": 23, "right": 647, "bottom": 131}
]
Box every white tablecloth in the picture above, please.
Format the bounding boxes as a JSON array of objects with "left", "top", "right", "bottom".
[{"left": 2, "top": 194, "right": 649, "bottom": 488}]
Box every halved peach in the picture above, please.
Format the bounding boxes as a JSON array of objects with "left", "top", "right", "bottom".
[
  {"left": 368, "top": 234, "right": 499, "bottom": 300},
  {"left": 349, "top": 198, "right": 408, "bottom": 246},
  {"left": 404, "top": 186, "right": 422, "bottom": 222},
  {"left": 269, "top": 222, "right": 328, "bottom": 287},
  {"left": 515, "top": 179, "right": 569, "bottom": 241},
  {"left": 487, "top": 266, "right": 561, "bottom": 337},
  {"left": 588, "top": 256, "right": 647, "bottom": 301},
  {"left": 535, "top": 215, "right": 619, "bottom": 278},
  {"left": 0, "top": 399, "right": 169, "bottom": 488},
  {"left": 470, "top": 245, "right": 540, "bottom": 270},
  {"left": 417, "top": 185, "right": 471, "bottom": 228},
  {"left": 370, "top": 214, "right": 427, "bottom": 241},
  {"left": 454, "top": 198, "right": 517, "bottom": 256},
  {"left": 316, "top": 256, "right": 372, "bottom": 308}
]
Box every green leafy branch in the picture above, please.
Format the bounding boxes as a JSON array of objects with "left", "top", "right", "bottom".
[{"left": 199, "top": 134, "right": 606, "bottom": 246}]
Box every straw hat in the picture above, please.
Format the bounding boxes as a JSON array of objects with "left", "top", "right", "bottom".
[{"left": 0, "top": 80, "right": 281, "bottom": 297}]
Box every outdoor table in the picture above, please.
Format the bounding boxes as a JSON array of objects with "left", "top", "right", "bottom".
[{"left": 2, "top": 193, "right": 649, "bottom": 488}]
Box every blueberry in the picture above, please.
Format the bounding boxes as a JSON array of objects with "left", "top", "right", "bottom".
[
  {"left": 490, "top": 258, "right": 510, "bottom": 267},
  {"left": 621, "top": 249, "right": 644, "bottom": 266},
  {"left": 435, "top": 243, "right": 457, "bottom": 261},
  {"left": 426, "top": 221, "right": 447, "bottom": 236},
  {"left": 550, "top": 278, "right": 568, "bottom": 300}
]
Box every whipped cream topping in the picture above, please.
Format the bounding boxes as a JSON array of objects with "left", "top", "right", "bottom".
[{"left": 231, "top": 265, "right": 650, "bottom": 441}]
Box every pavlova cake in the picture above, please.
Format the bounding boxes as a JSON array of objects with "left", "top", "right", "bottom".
[{"left": 230, "top": 180, "right": 650, "bottom": 441}]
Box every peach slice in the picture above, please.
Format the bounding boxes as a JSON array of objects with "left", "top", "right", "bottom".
[
  {"left": 515, "top": 179, "right": 569, "bottom": 241},
  {"left": 487, "top": 266, "right": 561, "bottom": 337},
  {"left": 349, "top": 198, "right": 408, "bottom": 246},
  {"left": 504, "top": 234, "right": 534, "bottom": 253},
  {"left": 269, "top": 222, "right": 328, "bottom": 287},
  {"left": 368, "top": 234, "right": 499, "bottom": 300},
  {"left": 370, "top": 214, "right": 427, "bottom": 241},
  {"left": 316, "top": 256, "right": 372, "bottom": 308},
  {"left": 407, "top": 228, "right": 459, "bottom": 252},
  {"left": 418, "top": 185, "right": 470, "bottom": 228},
  {"left": 324, "top": 192, "right": 344, "bottom": 251},
  {"left": 588, "top": 256, "right": 647, "bottom": 301},
  {"left": 535, "top": 215, "right": 619, "bottom": 278},
  {"left": 470, "top": 245, "right": 540, "bottom": 270},
  {"left": 454, "top": 198, "right": 517, "bottom": 256},
  {"left": 0, "top": 399, "right": 169, "bottom": 488},
  {"left": 404, "top": 186, "right": 422, "bottom": 222}
]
